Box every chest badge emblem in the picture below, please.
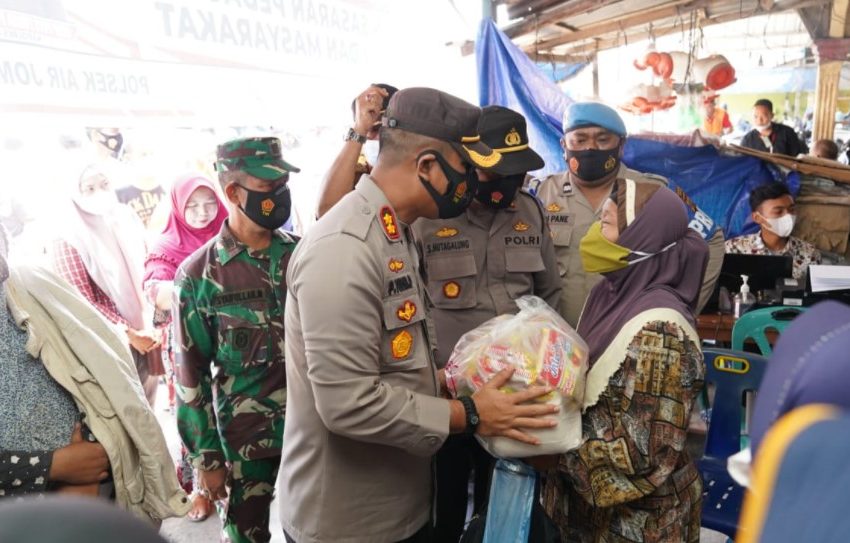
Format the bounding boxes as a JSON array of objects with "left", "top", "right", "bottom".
[
  {"left": 391, "top": 330, "right": 413, "bottom": 360},
  {"left": 397, "top": 300, "right": 417, "bottom": 322}
]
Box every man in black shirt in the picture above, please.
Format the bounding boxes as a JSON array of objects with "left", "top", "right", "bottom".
[{"left": 740, "top": 98, "right": 805, "bottom": 156}]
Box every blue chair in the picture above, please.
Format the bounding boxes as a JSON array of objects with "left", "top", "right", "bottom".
[
  {"left": 731, "top": 306, "right": 806, "bottom": 355},
  {"left": 699, "top": 348, "right": 768, "bottom": 539}
]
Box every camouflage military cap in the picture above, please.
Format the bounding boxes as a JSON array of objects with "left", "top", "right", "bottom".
[{"left": 214, "top": 137, "right": 300, "bottom": 181}]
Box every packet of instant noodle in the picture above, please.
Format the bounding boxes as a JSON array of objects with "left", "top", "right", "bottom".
[{"left": 445, "top": 296, "right": 589, "bottom": 457}]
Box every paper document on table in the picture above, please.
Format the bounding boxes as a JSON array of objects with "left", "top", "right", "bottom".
[{"left": 809, "top": 265, "right": 850, "bottom": 292}]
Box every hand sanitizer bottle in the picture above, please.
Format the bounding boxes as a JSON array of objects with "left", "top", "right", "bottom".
[{"left": 739, "top": 275, "right": 756, "bottom": 315}]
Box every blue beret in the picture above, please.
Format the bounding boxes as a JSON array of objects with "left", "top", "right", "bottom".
[{"left": 562, "top": 102, "right": 627, "bottom": 137}]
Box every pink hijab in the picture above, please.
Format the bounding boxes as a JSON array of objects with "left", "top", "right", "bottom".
[{"left": 143, "top": 173, "right": 227, "bottom": 283}]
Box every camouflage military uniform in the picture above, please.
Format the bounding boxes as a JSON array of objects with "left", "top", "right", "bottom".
[{"left": 174, "top": 220, "right": 296, "bottom": 543}]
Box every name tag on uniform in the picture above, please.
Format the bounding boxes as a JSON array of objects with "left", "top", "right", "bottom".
[
  {"left": 426, "top": 239, "right": 471, "bottom": 255},
  {"left": 211, "top": 289, "right": 266, "bottom": 307}
]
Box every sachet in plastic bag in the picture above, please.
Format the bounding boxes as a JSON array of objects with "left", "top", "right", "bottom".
[{"left": 445, "top": 296, "right": 589, "bottom": 457}]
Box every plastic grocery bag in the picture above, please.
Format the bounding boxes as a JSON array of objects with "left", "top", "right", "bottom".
[
  {"left": 445, "top": 296, "right": 589, "bottom": 457},
  {"left": 483, "top": 459, "right": 536, "bottom": 543}
]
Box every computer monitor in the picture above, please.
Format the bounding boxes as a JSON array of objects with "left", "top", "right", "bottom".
[
  {"left": 703, "top": 254, "right": 795, "bottom": 313},
  {"left": 718, "top": 254, "right": 795, "bottom": 294}
]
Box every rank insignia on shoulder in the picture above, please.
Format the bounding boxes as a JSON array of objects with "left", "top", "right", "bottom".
[
  {"left": 435, "top": 227, "right": 458, "bottom": 238},
  {"left": 397, "top": 300, "right": 417, "bottom": 322},
  {"left": 513, "top": 221, "right": 530, "bottom": 232},
  {"left": 563, "top": 182, "right": 573, "bottom": 194},
  {"left": 388, "top": 258, "right": 405, "bottom": 273},
  {"left": 391, "top": 330, "right": 413, "bottom": 360},
  {"left": 443, "top": 281, "right": 460, "bottom": 299},
  {"left": 547, "top": 203, "right": 562, "bottom": 213},
  {"left": 380, "top": 206, "right": 400, "bottom": 241}
]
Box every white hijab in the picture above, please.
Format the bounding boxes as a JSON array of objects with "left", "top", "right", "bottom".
[{"left": 63, "top": 164, "right": 148, "bottom": 329}]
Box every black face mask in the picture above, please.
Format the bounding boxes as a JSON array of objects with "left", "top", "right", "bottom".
[
  {"left": 418, "top": 150, "right": 479, "bottom": 219},
  {"left": 97, "top": 130, "right": 123, "bottom": 159},
  {"left": 236, "top": 182, "right": 291, "bottom": 230},
  {"left": 475, "top": 173, "right": 525, "bottom": 209},
  {"left": 565, "top": 147, "right": 620, "bottom": 184}
]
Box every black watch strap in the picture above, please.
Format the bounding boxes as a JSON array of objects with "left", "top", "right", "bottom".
[
  {"left": 459, "top": 396, "right": 480, "bottom": 435},
  {"left": 344, "top": 127, "right": 367, "bottom": 144}
]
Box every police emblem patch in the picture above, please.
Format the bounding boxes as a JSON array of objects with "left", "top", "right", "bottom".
[
  {"left": 380, "top": 206, "right": 400, "bottom": 241},
  {"left": 261, "top": 198, "right": 275, "bottom": 216},
  {"left": 435, "top": 227, "right": 459, "bottom": 238},
  {"left": 547, "top": 203, "right": 561, "bottom": 213},
  {"left": 396, "top": 300, "right": 417, "bottom": 322},
  {"left": 505, "top": 128, "right": 522, "bottom": 146},
  {"left": 443, "top": 281, "right": 460, "bottom": 299},
  {"left": 513, "top": 221, "right": 530, "bottom": 232},
  {"left": 391, "top": 330, "right": 413, "bottom": 360},
  {"left": 388, "top": 258, "right": 405, "bottom": 273}
]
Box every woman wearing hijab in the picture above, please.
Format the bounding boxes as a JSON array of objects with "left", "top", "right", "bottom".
[
  {"left": 540, "top": 180, "right": 709, "bottom": 542},
  {"left": 53, "top": 164, "right": 162, "bottom": 405},
  {"left": 143, "top": 173, "right": 227, "bottom": 522},
  {"left": 749, "top": 300, "right": 850, "bottom": 456}
]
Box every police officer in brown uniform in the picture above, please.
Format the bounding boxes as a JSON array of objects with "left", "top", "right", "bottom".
[
  {"left": 279, "top": 88, "right": 559, "bottom": 543},
  {"left": 531, "top": 102, "right": 723, "bottom": 328},
  {"left": 412, "top": 105, "right": 561, "bottom": 542}
]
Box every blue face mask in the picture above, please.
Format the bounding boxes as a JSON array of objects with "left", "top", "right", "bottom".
[{"left": 417, "top": 150, "right": 480, "bottom": 219}]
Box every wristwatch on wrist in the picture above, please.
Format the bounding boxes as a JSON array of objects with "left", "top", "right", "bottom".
[
  {"left": 459, "top": 396, "right": 480, "bottom": 435},
  {"left": 344, "top": 127, "right": 367, "bottom": 144}
]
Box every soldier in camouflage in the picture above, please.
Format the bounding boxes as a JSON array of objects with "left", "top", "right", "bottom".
[{"left": 174, "top": 136, "right": 298, "bottom": 543}]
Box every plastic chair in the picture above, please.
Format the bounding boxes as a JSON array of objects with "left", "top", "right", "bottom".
[
  {"left": 699, "top": 348, "right": 768, "bottom": 539},
  {"left": 731, "top": 306, "right": 807, "bottom": 355}
]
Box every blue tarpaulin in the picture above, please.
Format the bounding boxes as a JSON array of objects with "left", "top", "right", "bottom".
[
  {"left": 536, "top": 62, "right": 588, "bottom": 84},
  {"left": 476, "top": 18, "right": 571, "bottom": 178},
  {"left": 623, "top": 139, "right": 781, "bottom": 238},
  {"left": 475, "top": 18, "right": 786, "bottom": 238}
]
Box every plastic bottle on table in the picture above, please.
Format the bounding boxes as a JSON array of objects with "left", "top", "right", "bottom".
[{"left": 738, "top": 274, "right": 756, "bottom": 315}]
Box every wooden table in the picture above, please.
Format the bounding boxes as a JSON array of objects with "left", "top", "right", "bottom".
[
  {"left": 697, "top": 313, "right": 736, "bottom": 345},
  {"left": 696, "top": 312, "right": 780, "bottom": 348}
]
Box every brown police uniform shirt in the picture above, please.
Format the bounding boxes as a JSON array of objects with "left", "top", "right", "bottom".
[
  {"left": 412, "top": 191, "right": 561, "bottom": 367},
  {"left": 279, "top": 175, "right": 449, "bottom": 543},
  {"left": 531, "top": 172, "right": 603, "bottom": 328}
]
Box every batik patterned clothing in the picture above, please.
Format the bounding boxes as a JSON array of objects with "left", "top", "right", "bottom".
[
  {"left": 174, "top": 221, "right": 295, "bottom": 471},
  {"left": 0, "top": 283, "right": 78, "bottom": 499},
  {"left": 724, "top": 232, "right": 821, "bottom": 279},
  {"left": 541, "top": 321, "right": 704, "bottom": 543}
]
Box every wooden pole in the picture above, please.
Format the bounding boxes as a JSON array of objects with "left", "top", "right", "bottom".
[{"left": 813, "top": 59, "right": 844, "bottom": 141}]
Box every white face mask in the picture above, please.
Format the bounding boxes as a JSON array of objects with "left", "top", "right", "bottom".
[
  {"left": 362, "top": 139, "right": 380, "bottom": 167},
  {"left": 761, "top": 213, "right": 795, "bottom": 238},
  {"left": 753, "top": 122, "right": 771, "bottom": 131},
  {"left": 78, "top": 189, "right": 118, "bottom": 216}
]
